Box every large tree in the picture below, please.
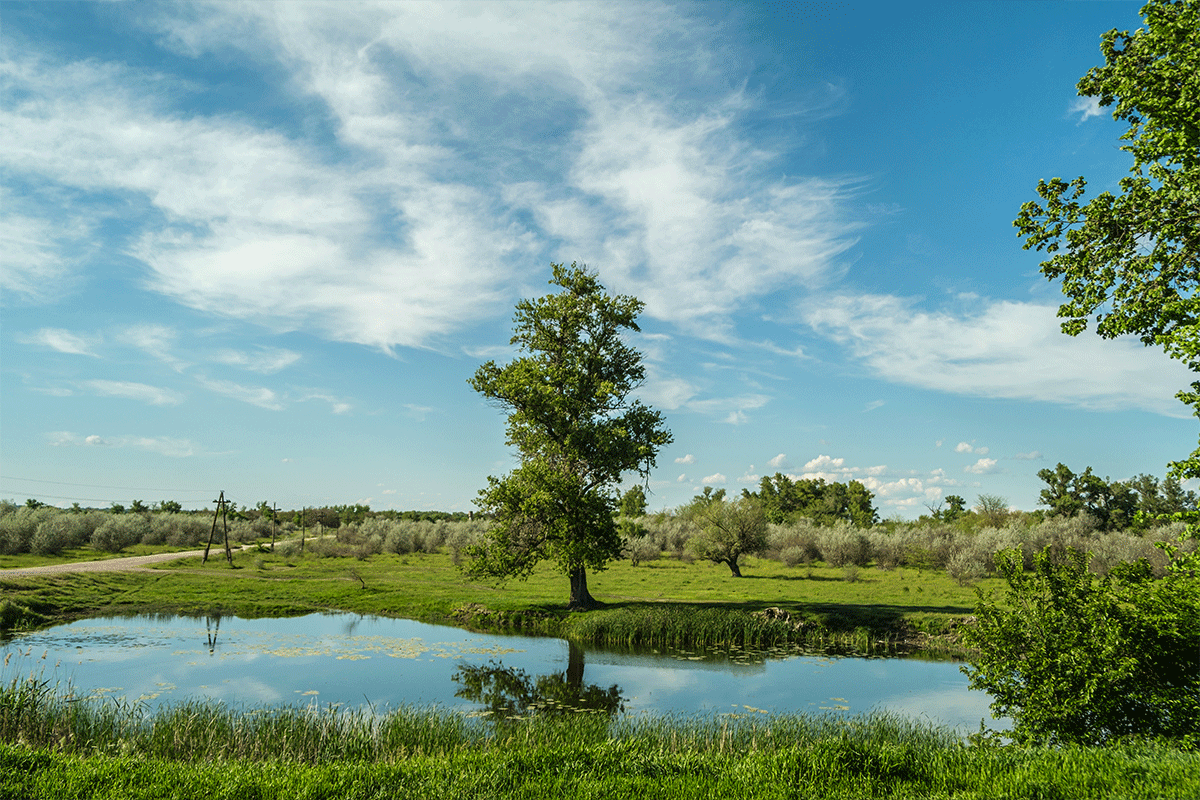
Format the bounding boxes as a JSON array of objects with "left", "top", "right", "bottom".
[
  {"left": 467, "top": 263, "right": 672, "bottom": 609},
  {"left": 1014, "top": 0, "right": 1200, "bottom": 477}
]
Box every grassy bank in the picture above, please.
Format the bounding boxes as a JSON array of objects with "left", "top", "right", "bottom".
[
  {"left": 2, "top": 676, "right": 1197, "bottom": 799},
  {"left": 1, "top": 548, "right": 989, "bottom": 653}
]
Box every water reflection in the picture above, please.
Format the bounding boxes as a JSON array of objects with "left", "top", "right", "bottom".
[
  {"left": 0, "top": 613, "right": 1003, "bottom": 732},
  {"left": 454, "top": 642, "right": 624, "bottom": 719},
  {"left": 205, "top": 615, "right": 221, "bottom": 655}
]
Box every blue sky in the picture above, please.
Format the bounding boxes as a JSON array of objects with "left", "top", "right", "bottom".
[{"left": 2, "top": 0, "right": 1193, "bottom": 516}]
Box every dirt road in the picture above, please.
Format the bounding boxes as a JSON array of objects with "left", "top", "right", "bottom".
[{"left": 1, "top": 548, "right": 229, "bottom": 578}]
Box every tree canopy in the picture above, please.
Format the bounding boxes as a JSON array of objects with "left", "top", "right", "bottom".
[
  {"left": 1014, "top": 0, "right": 1200, "bottom": 477},
  {"left": 683, "top": 492, "right": 768, "bottom": 578},
  {"left": 467, "top": 263, "right": 672, "bottom": 609},
  {"left": 748, "top": 472, "right": 877, "bottom": 527}
]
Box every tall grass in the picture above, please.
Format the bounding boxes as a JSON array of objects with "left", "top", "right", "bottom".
[{"left": 4, "top": 676, "right": 1198, "bottom": 800}]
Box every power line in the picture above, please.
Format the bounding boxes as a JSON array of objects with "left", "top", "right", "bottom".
[{"left": 0, "top": 475, "right": 213, "bottom": 493}]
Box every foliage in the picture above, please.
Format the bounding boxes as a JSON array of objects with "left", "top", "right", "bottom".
[
  {"left": 619, "top": 485, "right": 648, "bottom": 518},
  {"left": 1014, "top": 0, "right": 1200, "bottom": 478},
  {"left": 683, "top": 494, "right": 768, "bottom": 577},
  {"left": 467, "top": 264, "right": 672, "bottom": 609},
  {"left": 961, "top": 546, "right": 1200, "bottom": 745},
  {"left": 750, "top": 472, "right": 877, "bottom": 526},
  {"left": 1036, "top": 463, "right": 1140, "bottom": 531}
]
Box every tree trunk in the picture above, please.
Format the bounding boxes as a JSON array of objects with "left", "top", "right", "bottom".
[
  {"left": 568, "top": 565, "right": 598, "bottom": 610},
  {"left": 726, "top": 558, "right": 743, "bottom": 578},
  {"left": 565, "top": 641, "right": 585, "bottom": 690}
]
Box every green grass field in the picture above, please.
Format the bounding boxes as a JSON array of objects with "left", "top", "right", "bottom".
[{"left": 1, "top": 545, "right": 994, "bottom": 651}]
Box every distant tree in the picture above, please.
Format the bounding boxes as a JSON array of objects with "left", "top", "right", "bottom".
[
  {"left": 24, "top": 498, "right": 45, "bottom": 510},
  {"left": 129, "top": 499, "right": 149, "bottom": 514},
  {"left": 1014, "top": 0, "right": 1200, "bottom": 480},
  {"left": 751, "top": 473, "right": 876, "bottom": 526},
  {"left": 1037, "top": 463, "right": 1139, "bottom": 531},
  {"left": 684, "top": 494, "right": 768, "bottom": 577},
  {"left": 619, "top": 485, "right": 648, "bottom": 518},
  {"left": 156, "top": 500, "right": 183, "bottom": 514},
  {"left": 975, "top": 495, "right": 1009, "bottom": 528},
  {"left": 467, "top": 263, "right": 672, "bottom": 609},
  {"left": 944, "top": 495, "right": 967, "bottom": 519},
  {"left": 109, "top": 502, "right": 126, "bottom": 515}
]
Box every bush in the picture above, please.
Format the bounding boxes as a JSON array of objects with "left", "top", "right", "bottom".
[
  {"left": 30, "top": 513, "right": 97, "bottom": 555},
  {"left": 961, "top": 546, "right": 1200, "bottom": 745},
  {"left": 767, "top": 521, "right": 820, "bottom": 566},
  {"left": 91, "top": 515, "right": 152, "bottom": 552},
  {"left": 0, "top": 507, "right": 54, "bottom": 554},
  {"left": 817, "top": 522, "right": 871, "bottom": 567}
]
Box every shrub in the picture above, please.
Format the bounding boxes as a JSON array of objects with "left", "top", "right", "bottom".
[
  {"left": 962, "top": 547, "right": 1200, "bottom": 745},
  {"left": 30, "top": 514, "right": 95, "bottom": 555},
  {"left": 767, "top": 521, "right": 820, "bottom": 565},
  {"left": 91, "top": 515, "right": 151, "bottom": 552},
  {"left": 624, "top": 534, "right": 660, "bottom": 566},
  {"left": 0, "top": 506, "right": 54, "bottom": 554},
  {"left": 817, "top": 522, "right": 871, "bottom": 567}
]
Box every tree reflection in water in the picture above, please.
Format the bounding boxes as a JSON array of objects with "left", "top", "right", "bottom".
[
  {"left": 453, "top": 641, "right": 623, "bottom": 719},
  {"left": 204, "top": 615, "right": 221, "bottom": 655}
]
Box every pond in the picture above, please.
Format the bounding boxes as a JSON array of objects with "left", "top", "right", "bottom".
[{"left": 1, "top": 613, "right": 1002, "bottom": 732}]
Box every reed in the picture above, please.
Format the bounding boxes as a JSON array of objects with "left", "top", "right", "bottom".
[{"left": 3, "top": 678, "right": 1198, "bottom": 800}]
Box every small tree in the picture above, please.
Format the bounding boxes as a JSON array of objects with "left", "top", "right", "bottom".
[
  {"left": 961, "top": 546, "right": 1200, "bottom": 745},
  {"left": 684, "top": 493, "right": 768, "bottom": 577},
  {"left": 467, "top": 263, "right": 672, "bottom": 609}
]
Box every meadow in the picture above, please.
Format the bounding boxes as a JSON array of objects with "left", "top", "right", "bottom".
[{"left": 3, "top": 506, "right": 1198, "bottom": 798}]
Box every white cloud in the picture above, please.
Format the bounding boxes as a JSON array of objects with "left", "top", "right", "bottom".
[
  {"left": 637, "top": 373, "right": 699, "bottom": 410},
  {"left": 767, "top": 454, "right": 790, "bottom": 469},
  {"left": 4, "top": 2, "right": 860, "bottom": 352},
  {"left": 1013, "top": 450, "right": 1043, "bottom": 460},
  {"left": 738, "top": 468, "right": 759, "bottom": 483},
  {"left": 686, "top": 393, "right": 770, "bottom": 425},
  {"left": 84, "top": 380, "right": 184, "bottom": 407},
  {"left": 297, "top": 391, "right": 353, "bottom": 415},
  {"left": 863, "top": 399, "right": 884, "bottom": 412},
  {"left": 18, "top": 328, "right": 99, "bottom": 357},
  {"left": 48, "top": 431, "right": 197, "bottom": 457},
  {"left": 955, "top": 442, "right": 989, "bottom": 455},
  {"left": 196, "top": 377, "right": 283, "bottom": 410},
  {"left": 1069, "top": 96, "right": 1103, "bottom": 122},
  {"left": 675, "top": 454, "right": 696, "bottom": 464},
  {"left": 0, "top": 197, "right": 90, "bottom": 301},
  {"left": 804, "top": 454, "right": 844, "bottom": 471},
  {"left": 964, "top": 458, "right": 1000, "bottom": 475},
  {"left": 700, "top": 472, "right": 726, "bottom": 485},
  {"left": 213, "top": 347, "right": 301, "bottom": 374},
  {"left": 119, "top": 325, "right": 187, "bottom": 370},
  {"left": 805, "top": 295, "right": 1196, "bottom": 416},
  {"left": 677, "top": 473, "right": 687, "bottom": 482}
]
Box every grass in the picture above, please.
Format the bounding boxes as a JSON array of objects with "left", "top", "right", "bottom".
[
  {"left": 2, "top": 673, "right": 1197, "bottom": 799},
  {"left": 1, "top": 547, "right": 992, "bottom": 653}
]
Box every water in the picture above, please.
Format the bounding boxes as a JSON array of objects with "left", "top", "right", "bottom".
[{"left": 1, "top": 612, "right": 1002, "bottom": 731}]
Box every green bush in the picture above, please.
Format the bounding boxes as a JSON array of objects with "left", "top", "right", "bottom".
[{"left": 962, "top": 546, "right": 1200, "bottom": 746}]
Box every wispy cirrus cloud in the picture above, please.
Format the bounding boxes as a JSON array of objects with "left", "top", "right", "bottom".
[
  {"left": 84, "top": 380, "right": 184, "bottom": 407},
  {"left": 3, "top": 1, "right": 860, "bottom": 352},
  {"left": 195, "top": 376, "right": 283, "bottom": 410},
  {"left": 213, "top": 347, "right": 301, "bottom": 374},
  {"left": 48, "top": 431, "right": 198, "bottom": 457},
  {"left": 18, "top": 328, "right": 99, "bottom": 357}
]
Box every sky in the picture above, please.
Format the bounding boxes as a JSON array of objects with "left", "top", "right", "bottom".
[{"left": 2, "top": 0, "right": 1195, "bottom": 517}]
